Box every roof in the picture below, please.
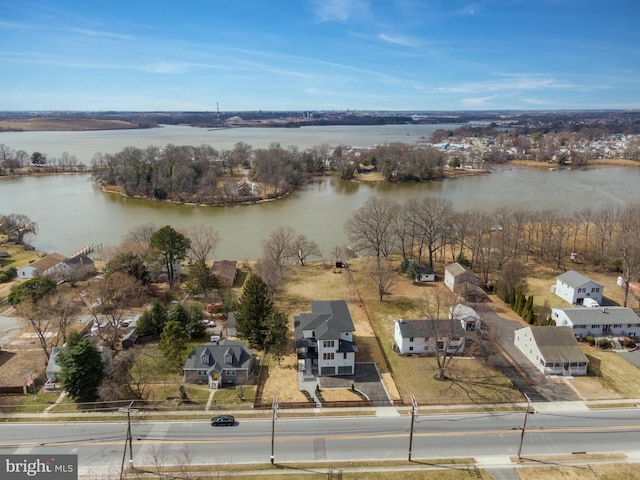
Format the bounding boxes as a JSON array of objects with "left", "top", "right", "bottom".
[
  {"left": 211, "top": 260, "right": 238, "bottom": 280},
  {"left": 64, "top": 254, "right": 95, "bottom": 270},
  {"left": 183, "top": 339, "right": 253, "bottom": 373},
  {"left": 522, "top": 326, "right": 589, "bottom": 364},
  {"left": 417, "top": 265, "right": 435, "bottom": 275},
  {"left": 396, "top": 319, "right": 466, "bottom": 338},
  {"left": 294, "top": 300, "right": 355, "bottom": 345},
  {"left": 556, "top": 270, "right": 601, "bottom": 288},
  {"left": 553, "top": 306, "right": 640, "bottom": 326},
  {"left": 26, "top": 252, "right": 67, "bottom": 272},
  {"left": 445, "top": 262, "right": 477, "bottom": 279},
  {"left": 449, "top": 304, "right": 480, "bottom": 320}
]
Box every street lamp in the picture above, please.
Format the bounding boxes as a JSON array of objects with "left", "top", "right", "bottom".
[
  {"left": 271, "top": 396, "right": 279, "bottom": 465},
  {"left": 118, "top": 401, "right": 138, "bottom": 478}
]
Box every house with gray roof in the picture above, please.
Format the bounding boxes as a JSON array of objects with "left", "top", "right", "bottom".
[
  {"left": 551, "top": 306, "right": 640, "bottom": 338},
  {"left": 444, "top": 262, "right": 477, "bottom": 293},
  {"left": 183, "top": 340, "right": 254, "bottom": 389},
  {"left": 46, "top": 345, "right": 112, "bottom": 385},
  {"left": 552, "top": 270, "right": 603, "bottom": 305},
  {"left": 514, "top": 326, "right": 588, "bottom": 376},
  {"left": 294, "top": 300, "right": 357, "bottom": 376},
  {"left": 394, "top": 318, "right": 466, "bottom": 355}
]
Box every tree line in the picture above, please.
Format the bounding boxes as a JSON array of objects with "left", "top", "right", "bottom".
[{"left": 345, "top": 197, "right": 640, "bottom": 308}]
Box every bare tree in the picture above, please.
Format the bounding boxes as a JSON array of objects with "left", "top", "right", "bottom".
[
  {"left": 345, "top": 196, "right": 398, "bottom": 258},
  {"left": 122, "top": 223, "right": 157, "bottom": 245},
  {"left": 592, "top": 204, "right": 619, "bottom": 268},
  {"left": 185, "top": 225, "right": 220, "bottom": 263},
  {"left": 261, "top": 226, "right": 295, "bottom": 277},
  {"left": 292, "top": 234, "right": 322, "bottom": 266},
  {"left": 0, "top": 213, "right": 37, "bottom": 244},
  {"left": 85, "top": 272, "right": 144, "bottom": 351},
  {"left": 407, "top": 197, "right": 454, "bottom": 267},
  {"left": 16, "top": 301, "right": 57, "bottom": 363},
  {"left": 418, "top": 287, "right": 462, "bottom": 380},
  {"left": 617, "top": 202, "right": 640, "bottom": 307},
  {"left": 367, "top": 257, "right": 396, "bottom": 302}
]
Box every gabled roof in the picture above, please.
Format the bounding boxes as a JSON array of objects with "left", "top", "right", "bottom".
[
  {"left": 211, "top": 260, "right": 238, "bottom": 280},
  {"left": 553, "top": 306, "right": 640, "bottom": 326},
  {"left": 27, "top": 253, "right": 67, "bottom": 272},
  {"left": 396, "top": 319, "right": 466, "bottom": 338},
  {"left": 417, "top": 265, "right": 435, "bottom": 275},
  {"left": 445, "top": 262, "right": 477, "bottom": 279},
  {"left": 64, "top": 254, "right": 95, "bottom": 270},
  {"left": 556, "top": 270, "right": 601, "bottom": 288},
  {"left": 523, "top": 326, "right": 589, "bottom": 364},
  {"left": 183, "top": 339, "right": 253, "bottom": 373},
  {"left": 449, "top": 304, "right": 480, "bottom": 320},
  {"left": 294, "top": 300, "right": 355, "bottom": 345}
]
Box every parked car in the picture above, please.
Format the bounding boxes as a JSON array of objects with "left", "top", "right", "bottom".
[
  {"left": 201, "top": 319, "right": 216, "bottom": 327},
  {"left": 210, "top": 415, "right": 235, "bottom": 426}
]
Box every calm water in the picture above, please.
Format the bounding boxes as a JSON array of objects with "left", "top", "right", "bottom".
[{"left": 0, "top": 125, "right": 639, "bottom": 259}]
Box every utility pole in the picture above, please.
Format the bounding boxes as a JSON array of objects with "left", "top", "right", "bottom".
[
  {"left": 271, "top": 396, "right": 279, "bottom": 465},
  {"left": 408, "top": 394, "right": 419, "bottom": 461},
  {"left": 118, "top": 401, "right": 138, "bottom": 479},
  {"left": 517, "top": 394, "right": 533, "bottom": 460}
]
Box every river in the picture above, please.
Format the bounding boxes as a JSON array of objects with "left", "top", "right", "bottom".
[{"left": 0, "top": 125, "right": 639, "bottom": 260}]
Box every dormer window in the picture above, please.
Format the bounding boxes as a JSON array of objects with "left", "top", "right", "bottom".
[{"left": 201, "top": 354, "right": 209, "bottom": 365}]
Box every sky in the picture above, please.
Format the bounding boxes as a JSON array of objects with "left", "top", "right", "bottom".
[{"left": 1, "top": 0, "right": 639, "bottom": 111}]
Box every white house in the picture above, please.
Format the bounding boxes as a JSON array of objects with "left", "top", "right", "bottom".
[
  {"left": 514, "top": 326, "right": 588, "bottom": 376},
  {"left": 444, "top": 263, "right": 478, "bottom": 293},
  {"left": 552, "top": 270, "right": 603, "bottom": 305},
  {"left": 294, "top": 300, "right": 357, "bottom": 376},
  {"left": 17, "top": 253, "right": 67, "bottom": 280},
  {"left": 551, "top": 306, "right": 640, "bottom": 338},
  {"left": 393, "top": 318, "right": 466, "bottom": 355},
  {"left": 449, "top": 304, "right": 482, "bottom": 331}
]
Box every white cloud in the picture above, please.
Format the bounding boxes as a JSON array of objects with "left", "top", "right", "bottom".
[
  {"left": 437, "top": 76, "right": 576, "bottom": 94},
  {"left": 69, "top": 28, "right": 134, "bottom": 40},
  {"left": 378, "top": 33, "right": 417, "bottom": 47},
  {"left": 312, "top": 0, "right": 370, "bottom": 22}
]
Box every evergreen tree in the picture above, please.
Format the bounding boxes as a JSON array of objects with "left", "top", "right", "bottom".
[
  {"left": 167, "top": 303, "right": 190, "bottom": 328},
  {"left": 136, "top": 301, "right": 167, "bottom": 336},
  {"left": 235, "top": 274, "right": 273, "bottom": 348},
  {"left": 149, "top": 225, "right": 191, "bottom": 283},
  {"left": 264, "top": 311, "right": 289, "bottom": 364},
  {"left": 186, "top": 302, "right": 206, "bottom": 339},
  {"left": 185, "top": 260, "right": 218, "bottom": 296},
  {"left": 159, "top": 320, "right": 189, "bottom": 370},
  {"left": 58, "top": 339, "right": 105, "bottom": 402}
]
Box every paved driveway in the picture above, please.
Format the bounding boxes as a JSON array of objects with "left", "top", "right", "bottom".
[
  {"left": 318, "top": 362, "right": 392, "bottom": 406},
  {"left": 475, "top": 302, "right": 579, "bottom": 403}
]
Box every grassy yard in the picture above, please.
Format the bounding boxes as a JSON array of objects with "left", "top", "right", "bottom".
[
  {"left": 517, "top": 463, "right": 640, "bottom": 480},
  {"left": 579, "top": 345, "right": 640, "bottom": 399}
]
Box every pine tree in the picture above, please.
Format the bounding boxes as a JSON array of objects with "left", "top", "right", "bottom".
[
  {"left": 58, "top": 339, "right": 105, "bottom": 402},
  {"left": 159, "top": 320, "right": 189, "bottom": 370},
  {"left": 235, "top": 274, "right": 273, "bottom": 348}
]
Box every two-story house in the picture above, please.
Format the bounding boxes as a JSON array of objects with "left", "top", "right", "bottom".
[
  {"left": 294, "top": 300, "right": 357, "bottom": 376},
  {"left": 552, "top": 270, "right": 603, "bottom": 305}
]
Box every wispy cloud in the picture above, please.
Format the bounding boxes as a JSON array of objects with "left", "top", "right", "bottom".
[
  {"left": 69, "top": 28, "right": 134, "bottom": 40},
  {"left": 437, "top": 75, "right": 577, "bottom": 94},
  {"left": 312, "top": 0, "right": 370, "bottom": 22},
  {"left": 460, "top": 95, "right": 499, "bottom": 107},
  {"left": 377, "top": 33, "right": 417, "bottom": 47}
]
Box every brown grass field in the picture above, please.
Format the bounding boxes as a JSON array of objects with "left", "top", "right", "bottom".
[{"left": 0, "top": 118, "right": 141, "bottom": 131}]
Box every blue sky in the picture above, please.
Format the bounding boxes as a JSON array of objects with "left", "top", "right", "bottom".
[{"left": 1, "top": 0, "right": 639, "bottom": 111}]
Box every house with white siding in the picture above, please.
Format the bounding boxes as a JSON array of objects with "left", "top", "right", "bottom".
[
  {"left": 514, "top": 326, "right": 588, "bottom": 376},
  {"left": 551, "top": 306, "right": 640, "bottom": 338},
  {"left": 393, "top": 318, "right": 466, "bottom": 355},
  {"left": 552, "top": 270, "right": 603, "bottom": 305},
  {"left": 294, "top": 300, "right": 357, "bottom": 376}
]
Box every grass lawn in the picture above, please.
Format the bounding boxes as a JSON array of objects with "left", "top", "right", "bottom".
[
  {"left": 579, "top": 345, "right": 640, "bottom": 399},
  {"left": 517, "top": 463, "right": 640, "bottom": 480}
]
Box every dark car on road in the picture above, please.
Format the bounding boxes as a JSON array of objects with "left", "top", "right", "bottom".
[{"left": 210, "top": 415, "right": 235, "bottom": 426}]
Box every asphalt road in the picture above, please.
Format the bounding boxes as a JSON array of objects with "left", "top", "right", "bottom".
[{"left": 1, "top": 408, "right": 639, "bottom": 478}]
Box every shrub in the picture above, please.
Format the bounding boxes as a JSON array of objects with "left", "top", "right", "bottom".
[
  {"left": 586, "top": 335, "right": 595, "bottom": 346},
  {"left": 0, "top": 267, "right": 17, "bottom": 283},
  {"left": 598, "top": 339, "right": 612, "bottom": 350}
]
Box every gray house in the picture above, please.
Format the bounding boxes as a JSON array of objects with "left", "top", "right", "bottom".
[
  {"left": 46, "top": 345, "right": 112, "bottom": 386},
  {"left": 183, "top": 340, "right": 254, "bottom": 389}
]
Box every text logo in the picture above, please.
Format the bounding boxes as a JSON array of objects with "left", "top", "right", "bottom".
[{"left": 1, "top": 455, "right": 77, "bottom": 479}]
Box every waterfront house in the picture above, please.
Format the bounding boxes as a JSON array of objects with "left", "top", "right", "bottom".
[
  {"left": 17, "top": 252, "right": 67, "bottom": 280},
  {"left": 294, "top": 300, "right": 357, "bottom": 376},
  {"left": 211, "top": 260, "right": 238, "bottom": 287}
]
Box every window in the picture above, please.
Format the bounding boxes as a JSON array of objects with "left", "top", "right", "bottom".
[
  {"left": 197, "top": 370, "right": 206, "bottom": 376},
  {"left": 591, "top": 324, "right": 599, "bottom": 329},
  {"left": 322, "top": 340, "right": 335, "bottom": 348},
  {"left": 409, "top": 337, "right": 414, "bottom": 342},
  {"left": 343, "top": 352, "right": 347, "bottom": 359},
  {"left": 323, "top": 352, "right": 334, "bottom": 360},
  {"left": 612, "top": 324, "right": 621, "bottom": 328},
  {"left": 409, "top": 346, "right": 413, "bottom": 351},
  {"left": 592, "top": 287, "right": 600, "bottom": 292}
]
